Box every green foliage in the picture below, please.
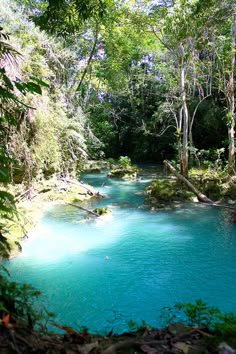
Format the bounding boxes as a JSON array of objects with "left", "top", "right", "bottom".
[
  {"left": 214, "top": 312, "right": 236, "bottom": 336},
  {"left": 145, "top": 178, "right": 194, "bottom": 204},
  {"left": 0, "top": 0, "right": 89, "bottom": 181},
  {"left": 87, "top": 107, "right": 118, "bottom": 158},
  {"left": 107, "top": 158, "right": 116, "bottom": 168},
  {"left": 0, "top": 270, "right": 54, "bottom": 328},
  {"left": 30, "top": 0, "right": 116, "bottom": 35},
  {"left": 175, "top": 299, "right": 221, "bottom": 328},
  {"left": 0, "top": 190, "right": 18, "bottom": 258},
  {"left": 118, "top": 156, "right": 132, "bottom": 168},
  {"left": 15, "top": 0, "right": 235, "bottom": 169},
  {"left": 127, "top": 319, "right": 149, "bottom": 332},
  {"left": 146, "top": 179, "right": 175, "bottom": 201},
  {"left": 93, "top": 207, "right": 109, "bottom": 216},
  {"left": 30, "top": 100, "right": 87, "bottom": 178},
  {"left": 0, "top": 26, "right": 43, "bottom": 256},
  {"left": 192, "top": 148, "right": 226, "bottom": 171},
  {"left": 108, "top": 156, "right": 139, "bottom": 178},
  {"left": 165, "top": 299, "right": 236, "bottom": 337}
]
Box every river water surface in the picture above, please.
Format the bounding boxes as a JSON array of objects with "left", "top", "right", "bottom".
[{"left": 5, "top": 168, "right": 236, "bottom": 333}]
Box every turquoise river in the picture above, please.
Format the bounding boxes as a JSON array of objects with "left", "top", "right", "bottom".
[{"left": 5, "top": 167, "right": 236, "bottom": 333}]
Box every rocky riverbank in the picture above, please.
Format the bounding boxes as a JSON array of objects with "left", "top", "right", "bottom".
[{"left": 0, "top": 319, "right": 235, "bottom": 354}]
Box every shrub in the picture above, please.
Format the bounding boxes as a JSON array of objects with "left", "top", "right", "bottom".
[{"left": 175, "top": 299, "right": 221, "bottom": 328}]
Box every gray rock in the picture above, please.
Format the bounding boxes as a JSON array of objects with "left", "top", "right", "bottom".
[{"left": 218, "top": 342, "right": 236, "bottom": 354}]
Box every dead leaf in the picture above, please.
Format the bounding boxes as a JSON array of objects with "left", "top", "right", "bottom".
[{"left": 2, "top": 313, "right": 10, "bottom": 326}]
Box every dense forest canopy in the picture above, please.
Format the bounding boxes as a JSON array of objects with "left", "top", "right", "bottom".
[{"left": 0, "top": 0, "right": 234, "bottom": 180}]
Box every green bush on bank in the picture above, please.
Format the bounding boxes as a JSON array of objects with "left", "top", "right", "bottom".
[
  {"left": 165, "top": 299, "right": 236, "bottom": 346},
  {"left": 145, "top": 165, "right": 235, "bottom": 206},
  {"left": 0, "top": 269, "right": 54, "bottom": 330},
  {"left": 108, "top": 156, "right": 139, "bottom": 179},
  {"left": 145, "top": 178, "right": 195, "bottom": 206}
]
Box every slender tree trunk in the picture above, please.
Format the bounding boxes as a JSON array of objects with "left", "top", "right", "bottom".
[
  {"left": 178, "top": 107, "right": 183, "bottom": 168},
  {"left": 228, "top": 14, "right": 236, "bottom": 175},
  {"left": 189, "top": 94, "right": 211, "bottom": 148},
  {"left": 83, "top": 66, "right": 93, "bottom": 108},
  {"left": 76, "top": 25, "right": 98, "bottom": 92},
  {"left": 179, "top": 45, "right": 189, "bottom": 177}
]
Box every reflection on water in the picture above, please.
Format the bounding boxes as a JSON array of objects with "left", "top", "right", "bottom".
[{"left": 5, "top": 169, "right": 236, "bottom": 333}]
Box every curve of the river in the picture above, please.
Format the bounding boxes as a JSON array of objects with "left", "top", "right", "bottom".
[{"left": 5, "top": 167, "right": 236, "bottom": 333}]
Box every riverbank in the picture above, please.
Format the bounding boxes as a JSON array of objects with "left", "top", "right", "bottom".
[
  {"left": 6, "top": 176, "right": 99, "bottom": 257},
  {"left": 145, "top": 169, "right": 236, "bottom": 210},
  {"left": 0, "top": 318, "right": 234, "bottom": 353}
]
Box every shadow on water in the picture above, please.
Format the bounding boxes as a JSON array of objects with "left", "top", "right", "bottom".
[{"left": 4, "top": 166, "right": 236, "bottom": 333}]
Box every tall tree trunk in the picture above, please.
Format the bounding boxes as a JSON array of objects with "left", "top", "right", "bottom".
[
  {"left": 76, "top": 25, "right": 98, "bottom": 92},
  {"left": 228, "top": 14, "right": 236, "bottom": 175},
  {"left": 180, "top": 45, "right": 189, "bottom": 177}
]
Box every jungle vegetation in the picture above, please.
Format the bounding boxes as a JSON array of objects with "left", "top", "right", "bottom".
[{"left": 0, "top": 0, "right": 235, "bottom": 186}]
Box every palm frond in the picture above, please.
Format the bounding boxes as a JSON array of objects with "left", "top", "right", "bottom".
[{"left": 0, "top": 40, "right": 22, "bottom": 65}]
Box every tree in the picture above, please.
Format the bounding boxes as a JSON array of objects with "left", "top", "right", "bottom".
[
  {"left": 214, "top": 11, "right": 236, "bottom": 175},
  {"left": 19, "top": 0, "right": 115, "bottom": 34},
  {"left": 194, "top": 0, "right": 235, "bottom": 174},
  {"left": 148, "top": 1, "right": 200, "bottom": 175},
  {"left": 134, "top": 0, "right": 235, "bottom": 175}
]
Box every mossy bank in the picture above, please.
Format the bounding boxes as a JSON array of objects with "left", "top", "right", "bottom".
[
  {"left": 145, "top": 169, "right": 236, "bottom": 209},
  {"left": 6, "top": 176, "right": 97, "bottom": 257}
]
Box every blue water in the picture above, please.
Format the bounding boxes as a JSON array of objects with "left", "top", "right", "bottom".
[{"left": 4, "top": 169, "right": 236, "bottom": 333}]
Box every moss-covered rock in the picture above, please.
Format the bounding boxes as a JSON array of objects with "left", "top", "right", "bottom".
[
  {"left": 145, "top": 167, "right": 235, "bottom": 208},
  {"left": 188, "top": 168, "right": 226, "bottom": 201},
  {"left": 145, "top": 178, "right": 195, "bottom": 207}
]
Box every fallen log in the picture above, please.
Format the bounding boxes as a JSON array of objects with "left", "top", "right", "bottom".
[
  {"left": 67, "top": 203, "right": 99, "bottom": 217},
  {"left": 163, "top": 160, "right": 213, "bottom": 204},
  {"left": 61, "top": 178, "right": 105, "bottom": 198}
]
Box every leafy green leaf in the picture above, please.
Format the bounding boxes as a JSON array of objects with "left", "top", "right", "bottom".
[
  {"left": 14, "top": 81, "right": 27, "bottom": 94},
  {"left": 2, "top": 74, "right": 14, "bottom": 90},
  {"left": 29, "top": 76, "right": 50, "bottom": 88},
  {"left": 25, "top": 82, "right": 42, "bottom": 94}
]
